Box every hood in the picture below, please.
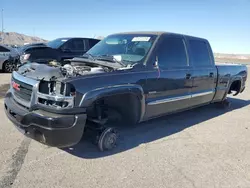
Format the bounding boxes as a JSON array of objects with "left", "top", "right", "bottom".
[{"left": 17, "top": 63, "right": 64, "bottom": 81}]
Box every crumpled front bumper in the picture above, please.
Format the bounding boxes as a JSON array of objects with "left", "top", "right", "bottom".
[{"left": 4, "top": 92, "right": 87, "bottom": 148}]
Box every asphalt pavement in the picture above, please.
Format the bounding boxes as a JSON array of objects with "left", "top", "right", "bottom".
[{"left": 0, "top": 70, "right": 250, "bottom": 188}]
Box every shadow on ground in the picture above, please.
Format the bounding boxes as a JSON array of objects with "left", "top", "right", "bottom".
[{"left": 63, "top": 97, "right": 250, "bottom": 159}]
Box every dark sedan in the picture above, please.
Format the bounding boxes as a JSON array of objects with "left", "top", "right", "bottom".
[{"left": 19, "top": 37, "right": 100, "bottom": 65}]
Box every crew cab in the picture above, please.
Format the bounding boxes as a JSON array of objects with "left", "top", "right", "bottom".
[
  {"left": 4, "top": 31, "right": 248, "bottom": 151},
  {"left": 19, "top": 37, "right": 100, "bottom": 64}
]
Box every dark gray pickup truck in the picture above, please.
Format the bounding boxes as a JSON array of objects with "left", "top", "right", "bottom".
[{"left": 4, "top": 31, "right": 248, "bottom": 151}]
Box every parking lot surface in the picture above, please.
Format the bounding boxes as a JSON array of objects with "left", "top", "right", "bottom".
[{"left": 0, "top": 68, "right": 250, "bottom": 188}]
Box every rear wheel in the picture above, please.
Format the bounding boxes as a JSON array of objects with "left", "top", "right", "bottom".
[{"left": 3, "top": 61, "right": 16, "bottom": 73}]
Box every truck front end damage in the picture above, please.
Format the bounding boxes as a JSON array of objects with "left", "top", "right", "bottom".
[{"left": 3, "top": 61, "right": 108, "bottom": 147}]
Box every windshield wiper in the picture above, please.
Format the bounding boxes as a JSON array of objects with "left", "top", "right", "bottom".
[{"left": 95, "top": 55, "right": 126, "bottom": 67}]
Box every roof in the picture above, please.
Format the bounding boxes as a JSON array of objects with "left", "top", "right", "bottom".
[
  {"left": 55, "top": 37, "right": 100, "bottom": 40},
  {"left": 107, "top": 31, "right": 207, "bottom": 41},
  {"left": 111, "top": 31, "right": 166, "bottom": 35}
]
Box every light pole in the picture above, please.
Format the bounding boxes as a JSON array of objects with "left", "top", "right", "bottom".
[{"left": 1, "top": 9, "right": 4, "bottom": 44}]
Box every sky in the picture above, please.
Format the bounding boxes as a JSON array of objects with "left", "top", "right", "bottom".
[{"left": 1, "top": 0, "right": 250, "bottom": 54}]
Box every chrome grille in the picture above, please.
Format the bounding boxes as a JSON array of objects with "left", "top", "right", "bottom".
[
  {"left": 11, "top": 71, "right": 39, "bottom": 109},
  {"left": 12, "top": 76, "right": 33, "bottom": 101}
]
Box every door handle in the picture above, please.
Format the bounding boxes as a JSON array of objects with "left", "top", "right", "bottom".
[
  {"left": 209, "top": 72, "right": 214, "bottom": 77},
  {"left": 186, "top": 73, "right": 192, "bottom": 79}
]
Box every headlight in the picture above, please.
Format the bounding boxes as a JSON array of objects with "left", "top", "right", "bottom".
[
  {"left": 37, "top": 81, "right": 75, "bottom": 109},
  {"left": 20, "top": 53, "right": 30, "bottom": 63}
]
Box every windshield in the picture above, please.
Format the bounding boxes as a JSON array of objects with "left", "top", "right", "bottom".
[
  {"left": 86, "top": 34, "right": 157, "bottom": 66},
  {"left": 46, "top": 38, "right": 69, "bottom": 49}
]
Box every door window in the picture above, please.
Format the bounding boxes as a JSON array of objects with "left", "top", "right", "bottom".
[
  {"left": 157, "top": 35, "right": 188, "bottom": 69},
  {"left": 0, "top": 46, "right": 10, "bottom": 52},
  {"left": 62, "top": 39, "right": 88, "bottom": 52},
  {"left": 188, "top": 39, "right": 212, "bottom": 66}
]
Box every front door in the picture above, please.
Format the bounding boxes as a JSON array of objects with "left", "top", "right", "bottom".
[{"left": 144, "top": 34, "right": 193, "bottom": 119}]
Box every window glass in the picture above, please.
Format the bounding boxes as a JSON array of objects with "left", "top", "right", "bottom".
[
  {"left": 0, "top": 46, "right": 10, "bottom": 52},
  {"left": 47, "top": 38, "right": 69, "bottom": 49},
  {"left": 89, "top": 39, "right": 100, "bottom": 48},
  {"left": 157, "top": 36, "right": 188, "bottom": 68},
  {"left": 189, "top": 39, "right": 211, "bottom": 66},
  {"left": 63, "top": 39, "right": 87, "bottom": 51},
  {"left": 87, "top": 34, "right": 157, "bottom": 65},
  {"left": 72, "top": 39, "right": 86, "bottom": 51}
]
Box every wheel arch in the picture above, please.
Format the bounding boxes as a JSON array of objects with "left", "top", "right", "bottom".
[
  {"left": 222, "top": 77, "right": 243, "bottom": 100},
  {"left": 79, "top": 84, "right": 146, "bottom": 123},
  {"left": 228, "top": 78, "right": 242, "bottom": 96}
]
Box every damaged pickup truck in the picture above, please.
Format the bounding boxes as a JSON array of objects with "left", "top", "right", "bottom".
[{"left": 4, "top": 32, "right": 248, "bottom": 151}]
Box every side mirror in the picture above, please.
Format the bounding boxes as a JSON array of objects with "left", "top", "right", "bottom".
[{"left": 153, "top": 56, "right": 159, "bottom": 68}]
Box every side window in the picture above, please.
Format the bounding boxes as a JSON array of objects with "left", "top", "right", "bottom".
[
  {"left": 61, "top": 40, "right": 73, "bottom": 51},
  {"left": 157, "top": 36, "right": 188, "bottom": 68},
  {"left": 188, "top": 39, "right": 211, "bottom": 66},
  {"left": 61, "top": 39, "right": 87, "bottom": 52},
  {"left": 89, "top": 39, "right": 100, "bottom": 48},
  {"left": 0, "top": 46, "right": 10, "bottom": 52},
  {"left": 71, "top": 39, "right": 87, "bottom": 51},
  {"left": 82, "top": 39, "right": 89, "bottom": 51}
]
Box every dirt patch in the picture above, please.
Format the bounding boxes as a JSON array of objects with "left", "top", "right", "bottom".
[{"left": 0, "top": 84, "right": 10, "bottom": 99}]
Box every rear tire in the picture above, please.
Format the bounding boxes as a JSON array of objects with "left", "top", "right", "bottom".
[{"left": 3, "top": 61, "right": 16, "bottom": 73}]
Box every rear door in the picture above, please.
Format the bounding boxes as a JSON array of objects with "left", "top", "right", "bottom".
[
  {"left": 144, "top": 34, "right": 193, "bottom": 119},
  {"left": 185, "top": 37, "right": 217, "bottom": 107}
]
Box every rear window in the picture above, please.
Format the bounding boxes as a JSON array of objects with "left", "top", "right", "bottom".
[{"left": 188, "top": 39, "right": 211, "bottom": 66}]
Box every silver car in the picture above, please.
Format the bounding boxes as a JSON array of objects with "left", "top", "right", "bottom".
[{"left": 0, "top": 45, "right": 18, "bottom": 73}]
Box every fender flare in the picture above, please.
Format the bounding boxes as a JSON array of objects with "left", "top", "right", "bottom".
[
  {"left": 231, "top": 77, "right": 243, "bottom": 96},
  {"left": 222, "top": 76, "right": 243, "bottom": 100},
  {"left": 79, "top": 84, "right": 146, "bottom": 122}
]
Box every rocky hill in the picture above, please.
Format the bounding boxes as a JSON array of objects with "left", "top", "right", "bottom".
[{"left": 0, "top": 32, "right": 47, "bottom": 46}]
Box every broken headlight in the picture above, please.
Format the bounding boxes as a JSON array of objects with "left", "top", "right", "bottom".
[{"left": 37, "top": 81, "right": 75, "bottom": 108}]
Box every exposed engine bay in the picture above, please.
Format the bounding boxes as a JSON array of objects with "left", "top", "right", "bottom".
[
  {"left": 17, "top": 60, "right": 113, "bottom": 81},
  {"left": 62, "top": 64, "right": 107, "bottom": 77},
  {"left": 15, "top": 60, "right": 115, "bottom": 109}
]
